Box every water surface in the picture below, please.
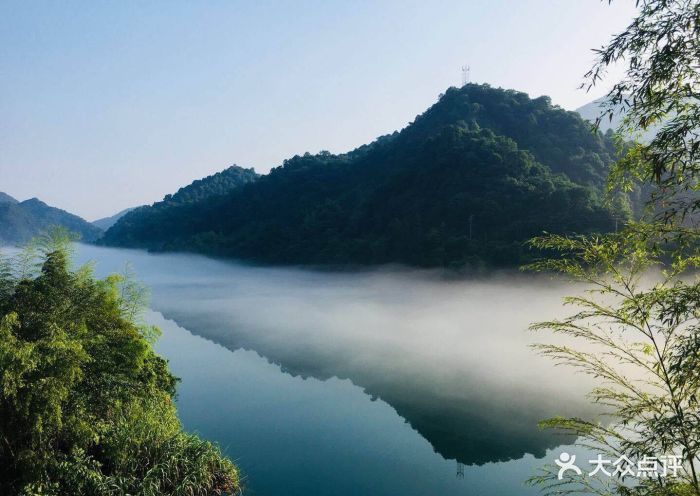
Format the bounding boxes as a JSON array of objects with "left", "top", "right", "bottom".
[{"left": 71, "top": 244, "right": 593, "bottom": 495}]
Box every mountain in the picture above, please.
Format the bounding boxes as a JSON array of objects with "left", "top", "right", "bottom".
[
  {"left": 164, "top": 165, "right": 259, "bottom": 204},
  {"left": 576, "top": 97, "right": 658, "bottom": 143},
  {"left": 102, "top": 165, "right": 259, "bottom": 246},
  {"left": 576, "top": 98, "right": 620, "bottom": 133},
  {"left": 96, "top": 165, "right": 258, "bottom": 234},
  {"left": 0, "top": 197, "right": 103, "bottom": 245},
  {"left": 93, "top": 207, "right": 138, "bottom": 230},
  {"left": 103, "top": 84, "right": 625, "bottom": 268},
  {"left": 0, "top": 192, "right": 18, "bottom": 205}
]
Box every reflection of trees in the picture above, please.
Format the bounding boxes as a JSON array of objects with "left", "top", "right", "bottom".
[{"left": 157, "top": 308, "right": 587, "bottom": 466}]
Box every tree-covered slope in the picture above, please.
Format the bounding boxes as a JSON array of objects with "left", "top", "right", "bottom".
[
  {"left": 103, "top": 165, "right": 258, "bottom": 246},
  {"left": 0, "top": 197, "right": 102, "bottom": 245},
  {"left": 166, "top": 164, "right": 259, "bottom": 204},
  {"left": 102, "top": 84, "right": 624, "bottom": 268},
  {"left": 407, "top": 85, "right": 617, "bottom": 185}
]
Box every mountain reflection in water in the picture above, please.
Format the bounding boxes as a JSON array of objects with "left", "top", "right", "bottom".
[{"left": 75, "top": 244, "right": 596, "bottom": 467}]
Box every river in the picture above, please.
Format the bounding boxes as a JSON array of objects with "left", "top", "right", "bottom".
[{"left": 70, "top": 243, "right": 595, "bottom": 496}]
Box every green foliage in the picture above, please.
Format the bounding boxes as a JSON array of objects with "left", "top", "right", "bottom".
[
  {"left": 102, "top": 84, "right": 624, "bottom": 268},
  {"left": 525, "top": 227, "right": 700, "bottom": 495},
  {"left": 590, "top": 0, "right": 700, "bottom": 221},
  {"left": 0, "top": 233, "right": 239, "bottom": 496},
  {"left": 406, "top": 84, "right": 617, "bottom": 186},
  {"left": 165, "top": 165, "right": 259, "bottom": 204},
  {"left": 103, "top": 165, "right": 258, "bottom": 250},
  {"left": 528, "top": 2, "right": 700, "bottom": 494}
]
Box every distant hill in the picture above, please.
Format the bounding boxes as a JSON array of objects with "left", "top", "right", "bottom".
[
  {"left": 0, "top": 197, "right": 102, "bottom": 245},
  {"left": 93, "top": 207, "right": 138, "bottom": 230},
  {"left": 93, "top": 164, "right": 258, "bottom": 232},
  {"left": 576, "top": 97, "right": 658, "bottom": 143},
  {"left": 576, "top": 98, "right": 621, "bottom": 133},
  {"left": 102, "top": 166, "right": 259, "bottom": 246},
  {"left": 103, "top": 84, "right": 626, "bottom": 268},
  {"left": 0, "top": 192, "right": 18, "bottom": 205}
]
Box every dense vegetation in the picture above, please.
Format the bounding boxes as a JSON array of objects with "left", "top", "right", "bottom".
[
  {"left": 0, "top": 194, "right": 102, "bottom": 245},
  {"left": 163, "top": 165, "right": 259, "bottom": 204},
  {"left": 103, "top": 166, "right": 258, "bottom": 248},
  {"left": 102, "top": 84, "right": 626, "bottom": 268},
  {"left": 530, "top": 0, "right": 700, "bottom": 494},
  {"left": 0, "top": 232, "right": 239, "bottom": 495}
]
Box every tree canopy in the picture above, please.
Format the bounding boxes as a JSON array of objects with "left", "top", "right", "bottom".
[
  {"left": 595, "top": 0, "right": 700, "bottom": 222},
  {"left": 0, "top": 232, "right": 239, "bottom": 496},
  {"left": 529, "top": 1, "right": 700, "bottom": 495}
]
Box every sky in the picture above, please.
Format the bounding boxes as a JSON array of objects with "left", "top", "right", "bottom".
[{"left": 0, "top": 0, "right": 638, "bottom": 220}]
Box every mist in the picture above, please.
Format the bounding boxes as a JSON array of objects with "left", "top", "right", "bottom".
[{"left": 71, "top": 243, "right": 601, "bottom": 464}]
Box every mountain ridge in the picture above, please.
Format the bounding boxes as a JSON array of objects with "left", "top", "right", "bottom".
[
  {"left": 0, "top": 192, "right": 18, "bottom": 205},
  {"left": 93, "top": 207, "right": 138, "bottom": 231},
  {"left": 576, "top": 97, "right": 659, "bottom": 143},
  {"left": 102, "top": 165, "right": 259, "bottom": 247},
  {"left": 102, "top": 84, "right": 626, "bottom": 268},
  {"left": 0, "top": 196, "right": 102, "bottom": 245}
]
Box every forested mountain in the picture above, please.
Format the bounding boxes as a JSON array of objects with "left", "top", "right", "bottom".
[
  {"left": 408, "top": 86, "right": 617, "bottom": 185},
  {"left": 0, "top": 196, "right": 102, "bottom": 245},
  {"left": 166, "top": 165, "right": 259, "bottom": 203},
  {"left": 102, "top": 84, "right": 625, "bottom": 268},
  {"left": 93, "top": 207, "right": 138, "bottom": 230},
  {"left": 102, "top": 165, "right": 258, "bottom": 245}
]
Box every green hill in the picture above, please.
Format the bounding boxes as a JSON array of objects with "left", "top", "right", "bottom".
[
  {"left": 102, "top": 165, "right": 259, "bottom": 246},
  {"left": 102, "top": 84, "right": 625, "bottom": 268},
  {"left": 0, "top": 196, "right": 102, "bottom": 245}
]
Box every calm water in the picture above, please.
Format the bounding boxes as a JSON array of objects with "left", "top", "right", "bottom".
[{"left": 69, "top": 243, "right": 595, "bottom": 496}]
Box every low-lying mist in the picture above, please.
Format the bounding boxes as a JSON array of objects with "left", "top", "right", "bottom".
[{"left": 76, "top": 244, "right": 598, "bottom": 464}]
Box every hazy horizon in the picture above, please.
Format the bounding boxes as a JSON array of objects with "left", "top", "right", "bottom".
[{"left": 1, "top": 1, "right": 637, "bottom": 220}]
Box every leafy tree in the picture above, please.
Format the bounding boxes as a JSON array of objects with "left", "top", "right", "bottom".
[
  {"left": 526, "top": 229, "right": 699, "bottom": 495},
  {"left": 528, "top": 1, "right": 700, "bottom": 495},
  {"left": 0, "top": 230, "right": 239, "bottom": 496},
  {"left": 591, "top": 0, "right": 700, "bottom": 222}
]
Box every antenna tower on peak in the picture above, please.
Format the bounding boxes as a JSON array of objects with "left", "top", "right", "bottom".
[{"left": 461, "top": 65, "right": 470, "bottom": 86}]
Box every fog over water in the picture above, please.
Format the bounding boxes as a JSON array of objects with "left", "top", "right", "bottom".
[
  {"left": 0, "top": 242, "right": 614, "bottom": 492},
  {"left": 72, "top": 244, "right": 597, "bottom": 453}
]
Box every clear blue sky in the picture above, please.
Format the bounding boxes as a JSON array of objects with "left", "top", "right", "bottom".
[{"left": 0, "top": 0, "right": 637, "bottom": 220}]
